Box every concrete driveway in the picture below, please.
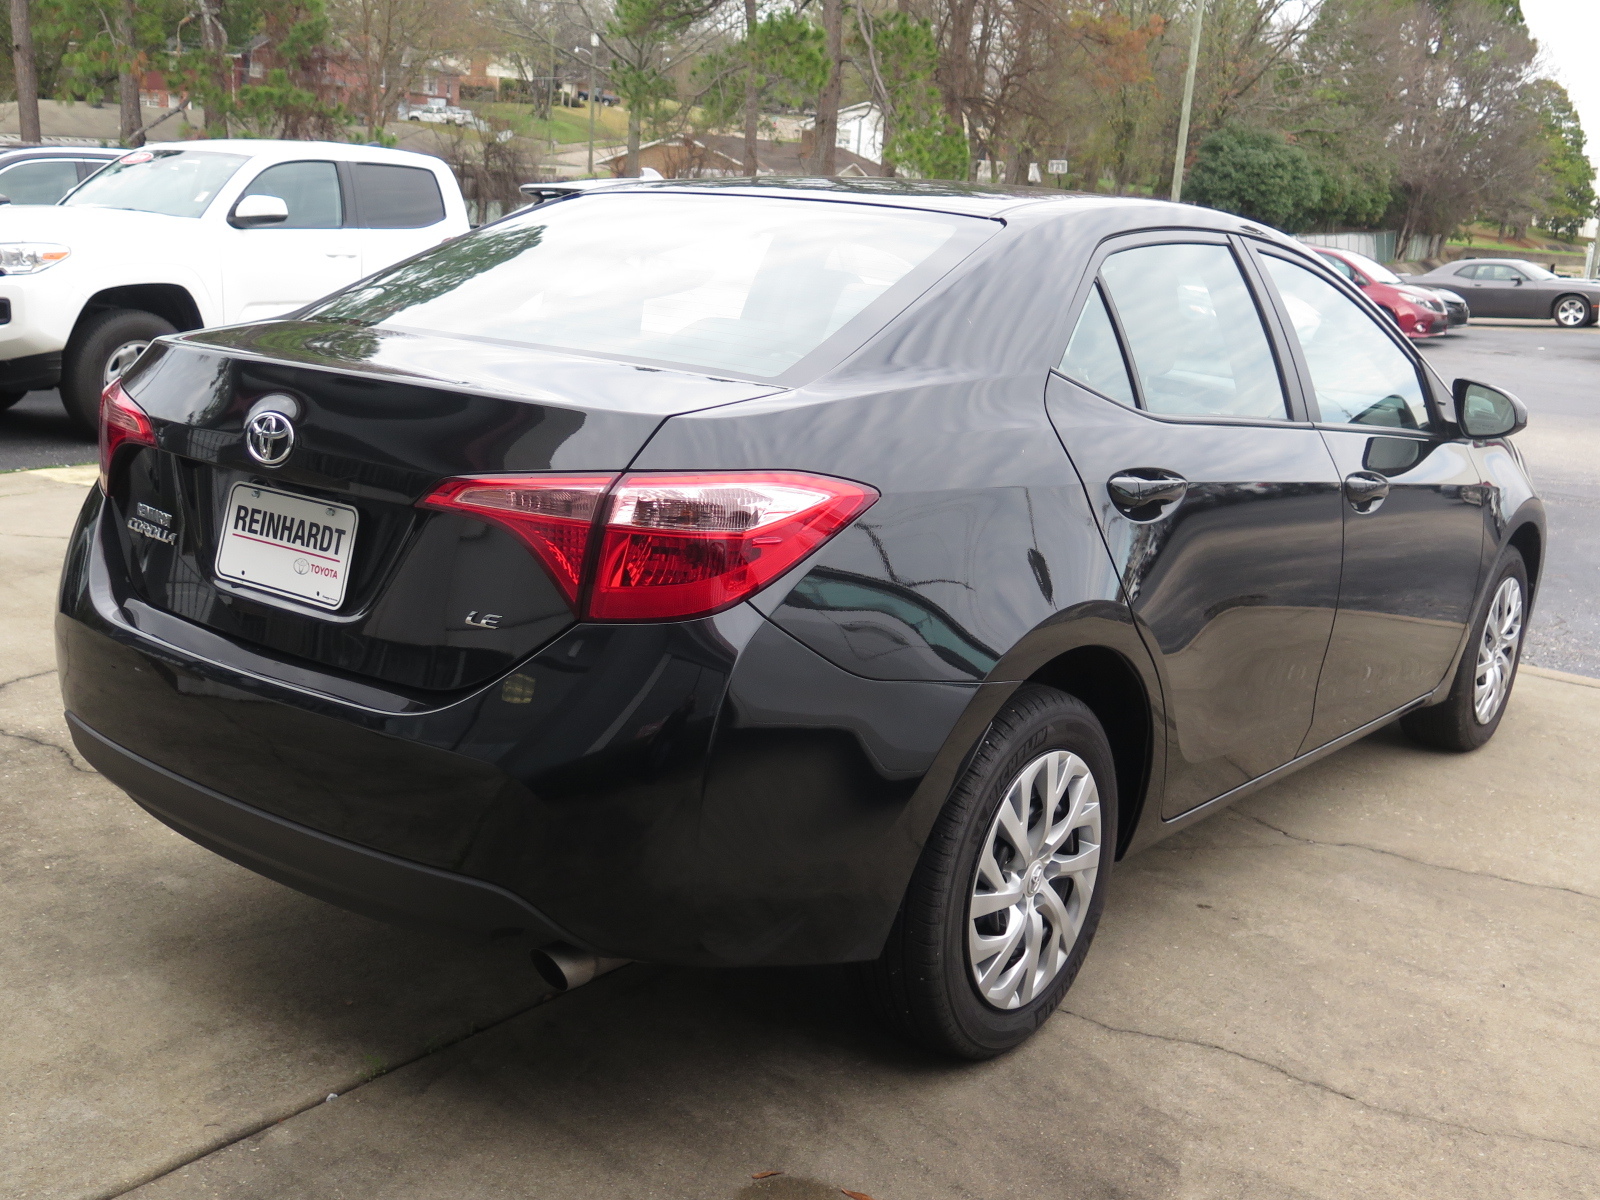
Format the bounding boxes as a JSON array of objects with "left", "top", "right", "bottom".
[{"left": 4, "top": 467, "right": 1597, "bottom": 1200}]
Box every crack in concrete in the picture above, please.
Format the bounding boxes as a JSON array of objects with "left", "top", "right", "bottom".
[
  {"left": 1234, "top": 811, "right": 1600, "bottom": 904},
  {"left": 1062, "top": 1010, "right": 1600, "bottom": 1155},
  {"left": 0, "top": 668, "right": 56, "bottom": 693},
  {"left": 0, "top": 727, "right": 98, "bottom": 774},
  {"left": 92, "top": 987, "right": 567, "bottom": 1200}
]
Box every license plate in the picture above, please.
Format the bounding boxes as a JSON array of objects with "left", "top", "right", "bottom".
[{"left": 215, "top": 483, "right": 358, "bottom": 610}]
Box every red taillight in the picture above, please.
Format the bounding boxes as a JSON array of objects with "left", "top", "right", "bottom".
[
  {"left": 589, "top": 471, "right": 878, "bottom": 621},
  {"left": 419, "top": 474, "right": 615, "bottom": 606},
  {"left": 416, "top": 470, "right": 877, "bottom": 620},
  {"left": 99, "top": 381, "right": 155, "bottom": 492}
]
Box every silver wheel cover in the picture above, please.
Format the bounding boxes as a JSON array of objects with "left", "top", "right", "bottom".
[
  {"left": 1555, "top": 298, "right": 1588, "bottom": 327},
  {"left": 1473, "top": 576, "right": 1524, "bottom": 725},
  {"left": 968, "top": 749, "right": 1101, "bottom": 1010},
  {"left": 103, "top": 340, "right": 150, "bottom": 388}
]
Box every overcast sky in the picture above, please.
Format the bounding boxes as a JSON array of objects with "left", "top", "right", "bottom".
[{"left": 1521, "top": 0, "right": 1600, "bottom": 178}]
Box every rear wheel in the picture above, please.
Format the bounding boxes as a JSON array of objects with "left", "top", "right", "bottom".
[
  {"left": 1401, "top": 552, "right": 1527, "bottom": 752},
  {"left": 859, "top": 685, "right": 1116, "bottom": 1059},
  {"left": 59, "top": 308, "right": 176, "bottom": 435},
  {"left": 1553, "top": 295, "right": 1592, "bottom": 328}
]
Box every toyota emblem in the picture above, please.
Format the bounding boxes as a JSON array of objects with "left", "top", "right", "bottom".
[{"left": 245, "top": 411, "right": 295, "bottom": 466}]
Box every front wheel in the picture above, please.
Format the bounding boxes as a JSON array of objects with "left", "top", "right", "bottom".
[
  {"left": 1553, "top": 295, "right": 1592, "bottom": 328},
  {"left": 859, "top": 685, "right": 1117, "bottom": 1059},
  {"left": 1401, "top": 552, "right": 1528, "bottom": 752},
  {"left": 59, "top": 308, "right": 177, "bottom": 436}
]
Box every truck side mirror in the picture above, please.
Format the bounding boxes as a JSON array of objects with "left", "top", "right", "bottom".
[
  {"left": 1453, "top": 379, "right": 1526, "bottom": 439},
  {"left": 229, "top": 194, "right": 289, "bottom": 228}
]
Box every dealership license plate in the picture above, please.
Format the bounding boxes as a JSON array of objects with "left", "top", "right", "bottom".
[{"left": 215, "top": 483, "right": 359, "bottom": 610}]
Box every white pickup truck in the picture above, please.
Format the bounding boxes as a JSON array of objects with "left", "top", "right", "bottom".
[{"left": 0, "top": 140, "right": 469, "bottom": 432}]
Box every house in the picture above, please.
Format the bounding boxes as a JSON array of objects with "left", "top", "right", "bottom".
[{"left": 597, "top": 134, "right": 883, "bottom": 179}]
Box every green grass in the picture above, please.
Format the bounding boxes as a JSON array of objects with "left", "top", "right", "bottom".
[{"left": 478, "top": 101, "right": 630, "bottom": 147}]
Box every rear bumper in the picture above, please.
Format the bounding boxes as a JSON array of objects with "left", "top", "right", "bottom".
[
  {"left": 58, "top": 487, "right": 983, "bottom": 965},
  {"left": 68, "top": 714, "right": 567, "bottom": 941}
]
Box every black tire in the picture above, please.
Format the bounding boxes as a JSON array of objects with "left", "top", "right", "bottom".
[
  {"left": 859, "top": 685, "right": 1117, "bottom": 1060},
  {"left": 1401, "top": 552, "right": 1529, "bottom": 752},
  {"left": 59, "top": 308, "right": 176, "bottom": 436},
  {"left": 1552, "top": 294, "right": 1592, "bottom": 329},
  {"left": 0, "top": 390, "right": 25, "bottom": 412}
]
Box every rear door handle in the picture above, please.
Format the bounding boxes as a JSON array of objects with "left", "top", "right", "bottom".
[
  {"left": 1343, "top": 471, "right": 1390, "bottom": 512},
  {"left": 1107, "top": 472, "right": 1188, "bottom": 515}
]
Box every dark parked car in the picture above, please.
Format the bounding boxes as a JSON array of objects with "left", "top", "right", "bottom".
[
  {"left": 0, "top": 144, "right": 123, "bottom": 205},
  {"left": 1406, "top": 257, "right": 1600, "bottom": 327},
  {"left": 61, "top": 180, "right": 1542, "bottom": 1059},
  {"left": 1310, "top": 245, "right": 1466, "bottom": 337}
]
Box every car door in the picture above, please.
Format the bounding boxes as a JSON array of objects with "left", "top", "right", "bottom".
[
  {"left": 1045, "top": 234, "right": 1345, "bottom": 819},
  {"left": 342, "top": 161, "right": 454, "bottom": 276},
  {"left": 1252, "top": 249, "right": 1486, "bottom": 748},
  {"left": 221, "top": 160, "right": 364, "bottom": 323},
  {"left": 1475, "top": 263, "right": 1536, "bottom": 317}
]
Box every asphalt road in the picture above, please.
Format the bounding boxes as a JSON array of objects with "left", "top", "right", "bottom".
[
  {"left": 1417, "top": 320, "right": 1600, "bottom": 677},
  {"left": 4, "top": 321, "right": 1595, "bottom": 673},
  {"left": 0, "top": 390, "right": 95, "bottom": 471}
]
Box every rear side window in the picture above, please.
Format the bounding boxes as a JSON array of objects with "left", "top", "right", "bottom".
[
  {"left": 352, "top": 164, "right": 445, "bottom": 228},
  {"left": 1261, "top": 256, "right": 1432, "bottom": 430},
  {"left": 1454, "top": 264, "right": 1480, "bottom": 279},
  {"left": 0, "top": 159, "right": 81, "bottom": 204},
  {"left": 1058, "top": 285, "right": 1136, "bottom": 407},
  {"left": 239, "top": 161, "right": 342, "bottom": 229},
  {"left": 1099, "top": 242, "right": 1289, "bottom": 420}
]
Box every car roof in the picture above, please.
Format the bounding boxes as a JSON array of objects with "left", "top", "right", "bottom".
[
  {"left": 0, "top": 145, "right": 121, "bottom": 160},
  {"left": 116, "top": 140, "right": 450, "bottom": 169},
  {"left": 544, "top": 175, "right": 1295, "bottom": 234}
]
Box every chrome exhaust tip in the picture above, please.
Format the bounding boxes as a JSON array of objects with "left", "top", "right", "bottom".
[{"left": 530, "top": 942, "right": 630, "bottom": 991}]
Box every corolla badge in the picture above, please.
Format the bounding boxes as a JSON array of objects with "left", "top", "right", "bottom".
[{"left": 245, "top": 411, "right": 295, "bottom": 466}]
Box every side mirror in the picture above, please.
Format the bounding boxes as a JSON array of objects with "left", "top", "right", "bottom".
[
  {"left": 1453, "top": 379, "right": 1526, "bottom": 439},
  {"left": 229, "top": 193, "right": 289, "bottom": 228}
]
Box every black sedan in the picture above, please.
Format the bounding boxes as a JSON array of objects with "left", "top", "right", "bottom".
[
  {"left": 1406, "top": 257, "right": 1600, "bottom": 327},
  {"left": 61, "top": 179, "right": 1542, "bottom": 1059}
]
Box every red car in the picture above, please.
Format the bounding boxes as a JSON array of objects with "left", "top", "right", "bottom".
[{"left": 1310, "top": 246, "right": 1464, "bottom": 338}]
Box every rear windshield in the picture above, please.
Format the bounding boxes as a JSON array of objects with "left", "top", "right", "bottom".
[
  {"left": 63, "top": 149, "right": 248, "bottom": 218},
  {"left": 307, "top": 192, "right": 986, "bottom": 378}
]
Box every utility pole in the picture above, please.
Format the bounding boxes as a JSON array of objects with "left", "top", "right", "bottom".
[
  {"left": 586, "top": 33, "right": 598, "bottom": 176},
  {"left": 9, "top": 0, "right": 41, "bottom": 143},
  {"left": 1170, "top": 0, "right": 1205, "bottom": 203}
]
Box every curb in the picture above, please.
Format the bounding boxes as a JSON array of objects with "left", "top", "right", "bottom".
[{"left": 1523, "top": 664, "right": 1600, "bottom": 690}]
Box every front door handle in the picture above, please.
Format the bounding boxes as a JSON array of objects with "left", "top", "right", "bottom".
[
  {"left": 1107, "top": 472, "right": 1188, "bottom": 516},
  {"left": 1343, "top": 471, "right": 1390, "bottom": 513}
]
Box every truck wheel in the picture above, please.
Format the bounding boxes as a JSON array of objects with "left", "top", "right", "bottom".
[
  {"left": 859, "top": 685, "right": 1116, "bottom": 1059},
  {"left": 59, "top": 309, "right": 176, "bottom": 436}
]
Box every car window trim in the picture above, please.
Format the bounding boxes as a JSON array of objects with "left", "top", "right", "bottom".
[
  {"left": 1244, "top": 240, "right": 1443, "bottom": 433},
  {"left": 1064, "top": 228, "right": 1310, "bottom": 426},
  {"left": 1088, "top": 279, "right": 1147, "bottom": 408},
  {"left": 233, "top": 158, "right": 346, "bottom": 230}
]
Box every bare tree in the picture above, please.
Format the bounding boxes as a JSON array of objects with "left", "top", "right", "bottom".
[
  {"left": 9, "top": 0, "right": 41, "bottom": 142},
  {"left": 328, "top": 0, "right": 474, "bottom": 137}
]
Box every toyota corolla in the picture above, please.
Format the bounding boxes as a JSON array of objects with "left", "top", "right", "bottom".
[{"left": 59, "top": 180, "right": 1542, "bottom": 1059}]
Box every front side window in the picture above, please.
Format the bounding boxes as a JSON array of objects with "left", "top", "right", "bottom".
[
  {"left": 1262, "top": 255, "right": 1432, "bottom": 430},
  {"left": 1318, "top": 252, "right": 1357, "bottom": 282},
  {"left": 0, "top": 159, "right": 83, "bottom": 204},
  {"left": 238, "top": 161, "right": 342, "bottom": 229},
  {"left": 1098, "top": 242, "right": 1289, "bottom": 420},
  {"left": 308, "top": 193, "right": 981, "bottom": 378},
  {"left": 63, "top": 149, "right": 248, "bottom": 218}
]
